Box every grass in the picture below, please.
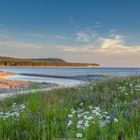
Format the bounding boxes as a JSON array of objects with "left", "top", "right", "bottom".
[{"left": 0, "top": 76, "right": 139, "bottom": 140}]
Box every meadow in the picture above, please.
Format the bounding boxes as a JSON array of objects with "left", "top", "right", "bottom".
[{"left": 0, "top": 76, "right": 139, "bottom": 140}]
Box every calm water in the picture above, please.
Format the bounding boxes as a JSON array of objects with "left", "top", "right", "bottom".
[
  {"left": 0, "top": 67, "right": 140, "bottom": 76},
  {"left": 0, "top": 67, "right": 140, "bottom": 85}
]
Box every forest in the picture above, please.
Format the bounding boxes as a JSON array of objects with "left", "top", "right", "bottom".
[{"left": 0, "top": 57, "right": 99, "bottom": 67}]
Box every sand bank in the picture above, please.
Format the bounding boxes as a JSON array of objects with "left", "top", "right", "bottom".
[{"left": 0, "top": 72, "right": 31, "bottom": 89}]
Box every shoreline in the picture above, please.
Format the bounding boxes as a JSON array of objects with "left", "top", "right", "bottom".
[
  {"left": 0, "top": 72, "right": 15, "bottom": 79},
  {"left": 0, "top": 66, "right": 100, "bottom": 68},
  {"left": 19, "top": 73, "right": 115, "bottom": 82},
  {"left": 0, "top": 72, "right": 126, "bottom": 100},
  {"left": 0, "top": 72, "right": 32, "bottom": 89},
  {"left": 0, "top": 72, "right": 82, "bottom": 100}
]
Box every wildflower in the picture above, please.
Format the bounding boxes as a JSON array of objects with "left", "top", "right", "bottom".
[
  {"left": 67, "top": 120, "right": 72, "bottom": 126},
  {"left": 67, "top": 105, "right": 118, "bottom": 132},
  {"left": 132, "top": 100, "right": 138, "bottom": 105},
  {"left": 77, "top": 124, "right": 81, "bottom": 128},
  {"left": 77, "top": 120, "right": 83, "bottom": 125},
  {"left": 94, "top": 107, "right": 100, "bottom": 111},
  {"left": 84, "top": 122, "right": 89, "bottom": 128},
  {"left": 104, "top": 112, "right": 108, "bottom": 115},
  {"left": 87, "top": 116, "right": 93, "bottom": 120},
  {"left": 20, "top": 104, "right": 25, "bottom": 110},
  {"left": 83, "top": 115, "right": 88, "bottom": 119},
  {"left": 129, "top": 84, "right": 133, "bottom": 87},
  {"left": 83, "top": 111, "right": 90, "bottom": 115},
  {"left": 76, "top": 133, "right": 83, "bottom": 138},
  {"left": 0, "top": 103, "right": 25, "bottom": 120},
  {"left": 114, "top": 118, "right": 118, "bottom": 122},
  {"left": 94, "top": 110, "right": 101, "bottom": 116},
  {"left": 77, "top": 109, "right": 84, "bottom": 113},
  {"left": 71, "top": 110, "right": 76, "bottom": 114},
  {"left": 99, "top": 120, "right": 108, "bottom": 127},
  {"left": 77, "top": 120, "right": 83, "bottom": 128},
  {"left": 88, "top": 105, "right": 93, "bottom": 110},
  {"left": 125, "top": 93, "right": 128, "bottom": 96},
  {"left": 71, "top": 109, "right": 74, "bottom": 112},
  {"left": 92, "top": 110, "right": 96, "bottom": 114},
  {"left": 68, "top": 114, "right": 73, "bottom": 118},
  {"left": 106, "top": 116, "right": 110, "bottom": 119},
  {"left": 77, "top": 113, "right": 83, "bottom": 118}
]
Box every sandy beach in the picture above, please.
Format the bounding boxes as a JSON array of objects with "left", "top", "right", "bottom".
[
  {"left": 0, "top": 72, "right": 59, "bottom": 100},
  {"left": 0, "top": 72, "right": 32, "bottom": 90}
]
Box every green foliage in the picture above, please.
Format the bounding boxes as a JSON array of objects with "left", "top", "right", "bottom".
[
  {"left": 0, "top": 76, "right": 139, "bottom": 139},
  {"left": 0, "top": 56, "right": 99, "bottom": 67}
]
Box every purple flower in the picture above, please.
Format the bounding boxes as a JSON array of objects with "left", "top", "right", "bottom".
[{"left": 132, "top": 100, "right": 138, "bottom": 105}]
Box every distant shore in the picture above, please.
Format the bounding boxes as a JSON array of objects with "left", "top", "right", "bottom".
[
  {"left": 0, "top": 56, "right": 100, "bottom": 68},
  {"left": 0, "top": 66, "right": 100, "bottom": 68}
]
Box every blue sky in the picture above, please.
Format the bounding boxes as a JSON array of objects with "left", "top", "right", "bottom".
[{"left": 0, "top": 0, "right": 140, "bottom": 67}]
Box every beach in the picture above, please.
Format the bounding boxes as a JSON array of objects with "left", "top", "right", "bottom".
[
  {"left": 0, "top": 71, "right": 107, "bottom": 99},
  {"left": 0, "top": 72, "right": 58, "bottom": 98},
  {"left": 0, "top": 72, "right": 32, "bottom": 89},
  {"left": 0, "top": 69, "right": 136, "bottom": 101}
]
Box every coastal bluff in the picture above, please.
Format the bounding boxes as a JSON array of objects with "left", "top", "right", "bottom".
[{"left": 0, "top": 56, "right": 100, "bottom": 68}]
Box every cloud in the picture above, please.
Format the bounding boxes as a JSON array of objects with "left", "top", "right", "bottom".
[
  {"left": 62, "top": 44, "right": 95, "bottom": 52},
  {"left": 0, "top": 24, "right": 9, "bottom": 34},
  {"left": 61, "top": 35, "right": 140, "bottom": 56},
  {"left": 49, "top": 35, "right": 68, "bottom": 40},
  {"left": 26, "top": 33, "right": 44, "bottom": 38},
  {"left": 93, "top": 21, "right": 102, "bottom": 28},
  {"left": 110, "top": 29, "right": 118, "bottom": 33},
  {"left": 96, "top": 35, "right": 140, "bottom": 55},
  {"left": 0, "top": 27, "right": 140, "bottom": 67},
  {"left": 69, "top": 18, "right": 81, "bottom": 30},
  {"left": 0, "top": 35, "right": 42, "bottom": 49},
  {"left": 58, "top": 35, "right": 140, "bottom": 67},
  {"left": 26, "top": 33, "right": 68, "bottom": 40},
  {"left": 0, "top": 32, "right": 68, "bottom": 58},
  {"left": 76, "top": 32, "right": 90, "bottom": 42}
]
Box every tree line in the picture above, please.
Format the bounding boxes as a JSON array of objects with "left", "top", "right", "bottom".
[{"left": 0, "top": 57, "right": 99, "bottom": 67}]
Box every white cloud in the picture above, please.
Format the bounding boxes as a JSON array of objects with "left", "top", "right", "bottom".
[
  {"left": 93, "top": 21, "right": 101, "bottom": 28},
  {"left": 58, "top": 35, "right": 140, "bottom": 67},
  {"left": 26, "top": 33, "right": 44, "bottom": 38},
  {"left": 0, "top": 35, "right": 42, "bottom": 49},
  {"left": 110, "top": 29, "right": 118, "bottom": 33},
  {"left": 61, "top": 35, "right": 140, "bottom": 56},
  {"left": 76, "top": 32, "right": 90, "bottom": 42},
  {"left": 62, "top": 44, "right": 95, "bottom": 52},
  {"left": 0, "top": 25, "right": 9, "bottom": 34},
  {"left": 91, "top": 34, "right": 96, "bottom": 38},
  {"left": 0, "top": 28, "right": 140, "bottom": 67},
  {"left": 49, "top": 35, "right": 68, "bottom": 40},
  {"left": 96, "top": 35, "right": 140, "bottom": 55},
  {"left": 26, "top": 33, "right": 68, "bottom": 40}
]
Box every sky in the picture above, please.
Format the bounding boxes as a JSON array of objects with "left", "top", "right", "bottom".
[{"left": 0, "top": 0, "right": 140, "bottom": 67}]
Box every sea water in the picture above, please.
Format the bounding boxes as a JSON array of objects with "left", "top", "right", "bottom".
[{"left": 0, "top": 67, "right": 140, "bottom": 85}]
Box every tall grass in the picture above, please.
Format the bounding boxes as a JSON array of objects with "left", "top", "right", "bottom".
[{"left": 0, "top": 76, "right": 139, "bottom": 140}]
